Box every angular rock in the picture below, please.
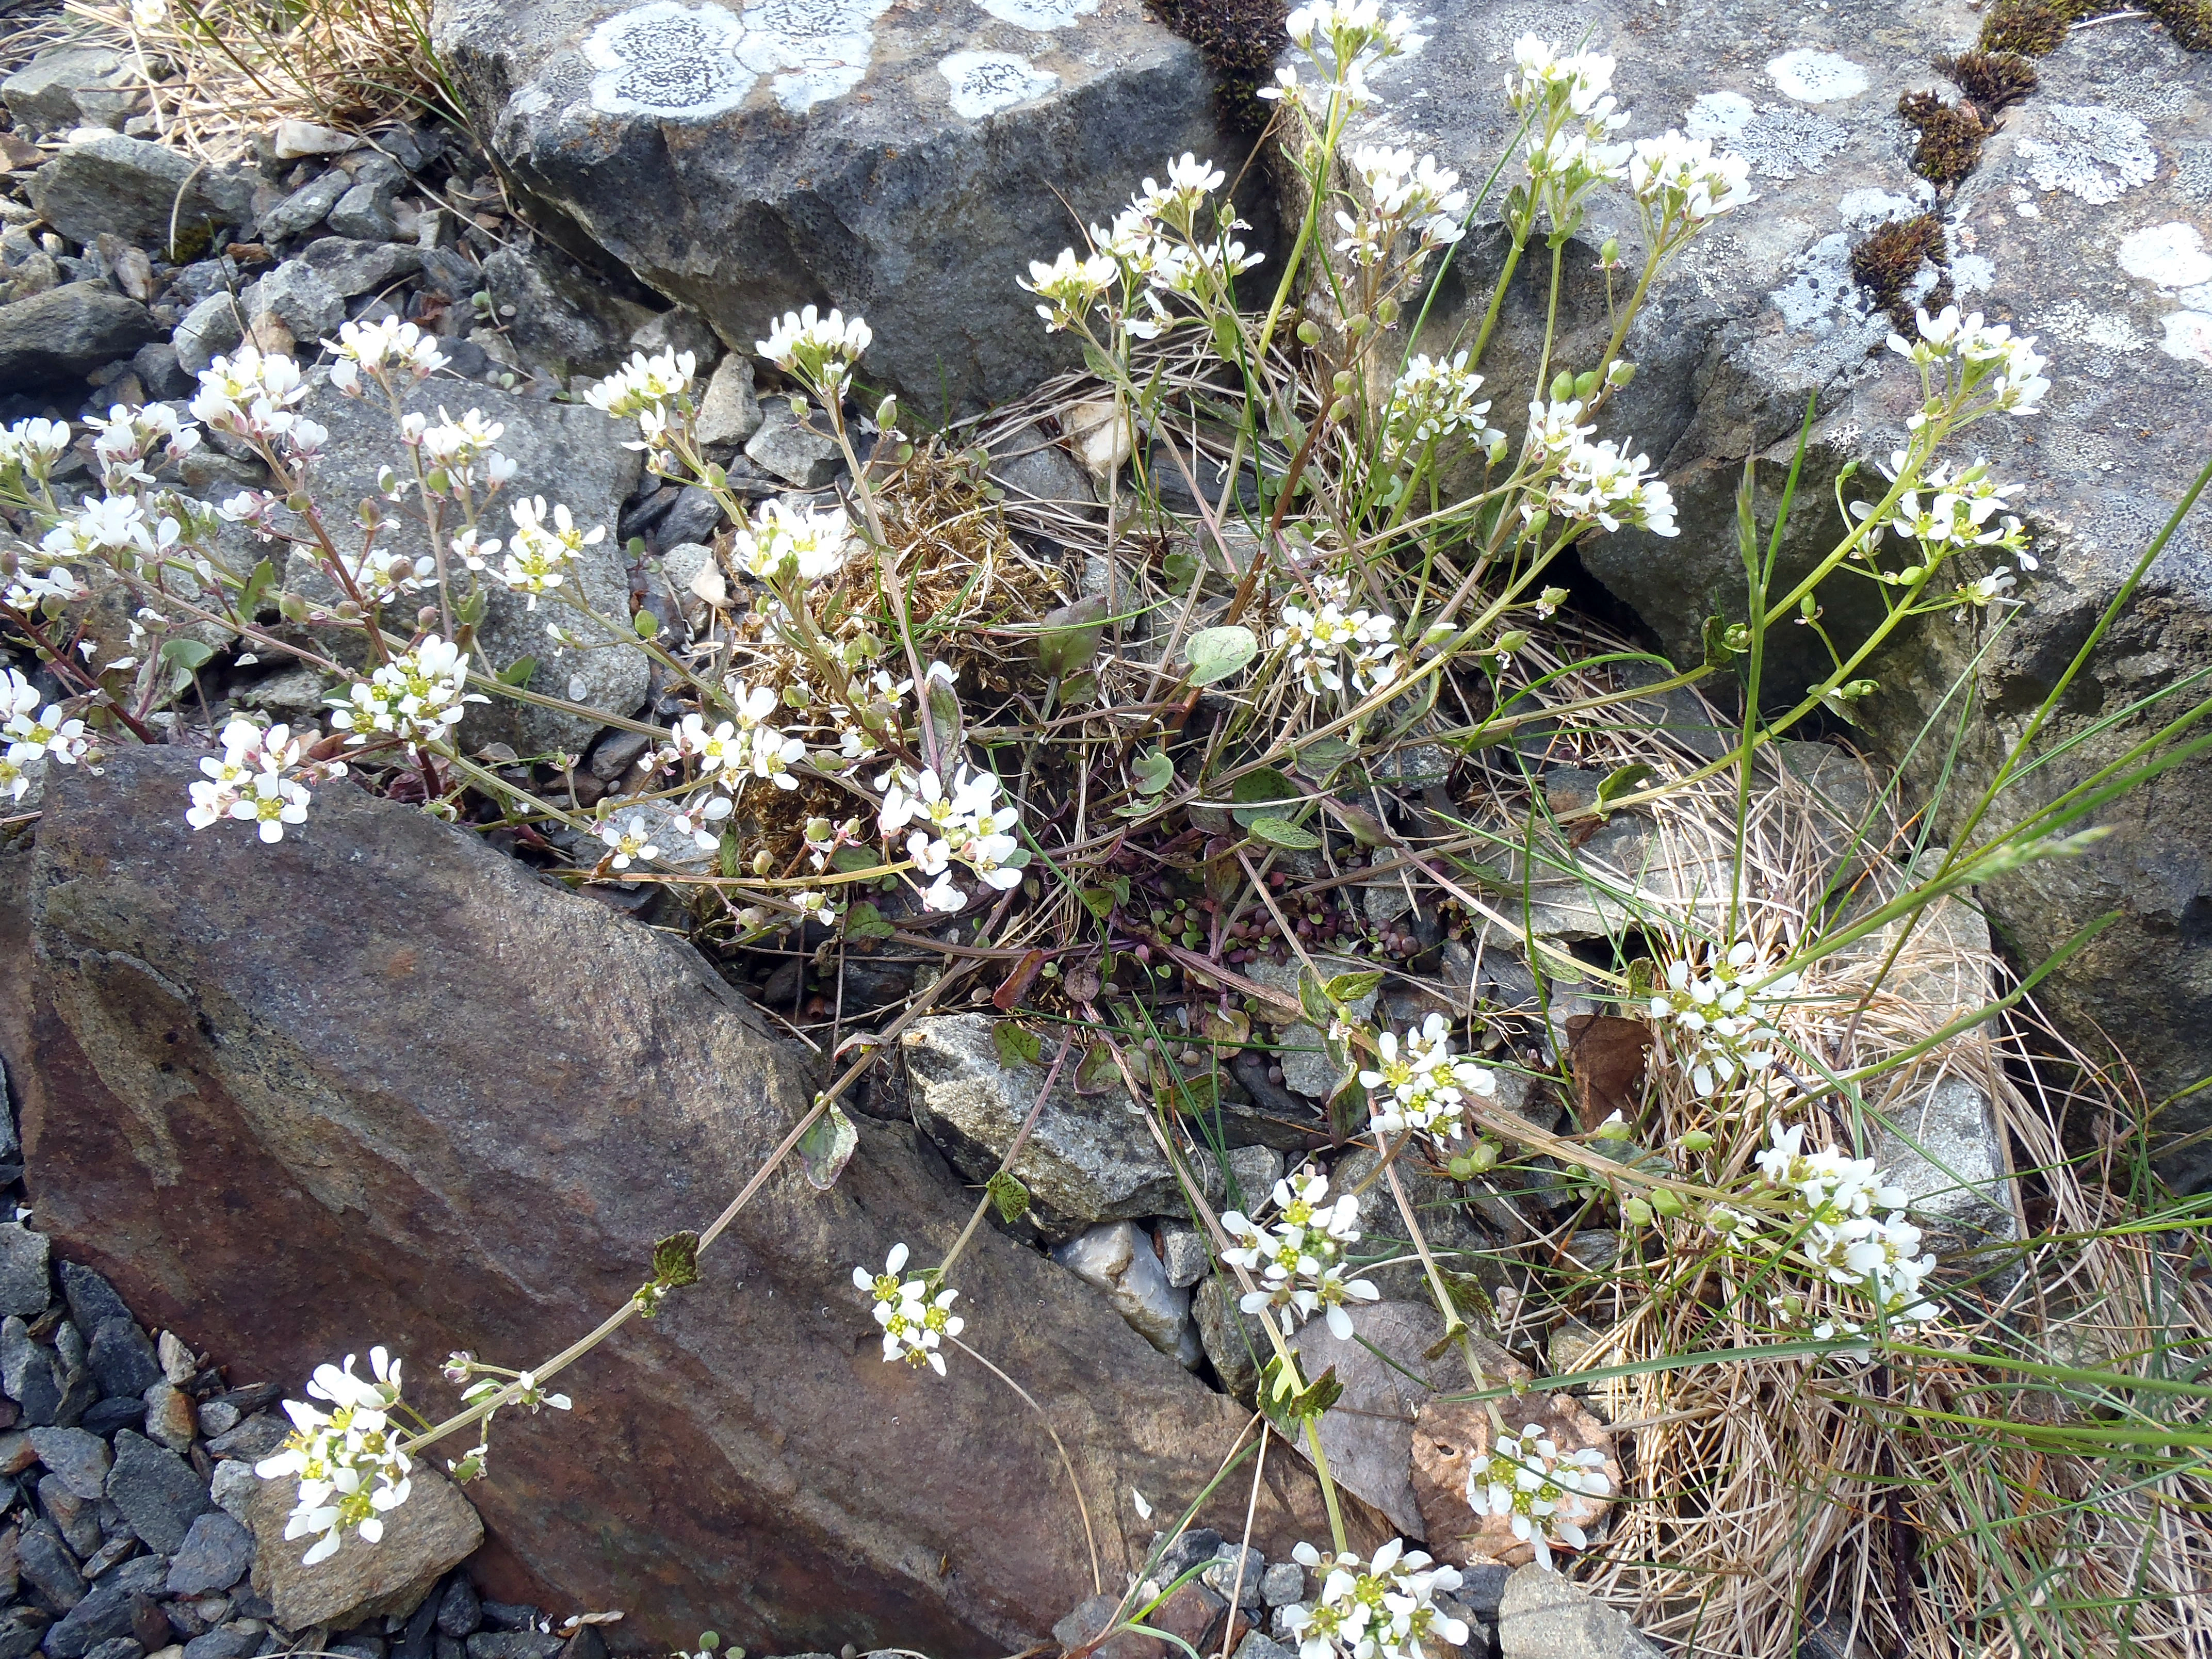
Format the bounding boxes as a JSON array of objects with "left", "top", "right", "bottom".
[
  {"left": 25, "top": 135, "right": 254, "bottom": 253},
  {"left": 1193, "top": 1276, "right": 1264, "bottom": 1408},
  {"left": 258, "top": 170, "right": 352, "bottom": 243},
  {"left": 285, "top": 376, "right": 647, "bottom": 755},
  {"left": 38, "top": 1475, "right": 102, "bottom": 1559},
  {"left": 246, "top": 1466, "right": 479, "bottom": 1631},
  {"left": 40, "top": 1580, "right": 139, "bottom": 1659},
  {"left": 430, "top": 0, "right": 1256, "bottom": 412},
  {"left": 104, "top": 1432, "right": 213, "bottom": 1555},
  {"left": 987, "top": 424, "right": 1095, "bottom": 511},
  {"left": 0, "top": 1225, "right": 49, "bottom": 1318},
  {"left": 1051, "top": 1222, "right": 1199, "bottom": 1368},
  {"left": 3, "top": 47, "right": 138, "bottom": 137},
  {"left": 433, "top": 1574, "right": 481, "bottom": 1638},
  {"left": 57, "top": 1269, "right": 129, "bottom": 1341},
  {"left": 140, "top": 1383, "right": 194, "bottom": 1455},
  {"left": 1495, "top": 1565, "right": 1661, "bottom": 1659},
  {"left": 462, "top": 1637, "right": 561, "bottom": 1659},
  {"left": 4, "top": 749, "right": 1339, "bottom": 1654},
  {"left": 246, "top": 261, "right": 345, "bottom": 346},
  {"left": 479, "top": 248, "right": 650, "bottom": 380},
  {"left": 165, "top": 1515, "right": 252, "bottom": 1599},
  {"left": 1257, "top": 1563, "right": 1302, "bottom": 1608},
  {"left": 85, "top": 1323, "right": 161, "bottom": 1402},
  {"left": 27, "top": 1429, "right": 108, "bottom": 1502},
  {"left": 3, "top": 1319, "right": 65, "bottom": 1427},
  {"left": 328, "top": 183, "right": 400, "bottom": 243},
  {"left": 16, "top": 1527, "right": 86, "bottom": 1614},
  {"left": 692, "top": 352, "right": 761, "bottom": 449},
  {"left": 1158, "top": 1222, "right": 1209, "bottom": 1291},
  {"left": 742, "top": 405, "right": 841, "bottom": 489},
  {"left": 179, "top": 1629, "right": 256, "bottom": 1659},
  {"left": 901, "top": 1015, "right": 1183, "bottom": 1239},
  {"left": 299, "top": 237, "right": 427, "bottom": 300},
  {"left": 172, "top": 297, "right": 244, "bottom": 378},
  {"left": 0, "top": 287, "right": 162, "bottom": 386}
]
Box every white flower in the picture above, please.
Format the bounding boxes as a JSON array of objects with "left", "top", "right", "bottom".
[
  {"left": 1271, "top": 574, "right": 1399, "bottom": 696},
  {"left": 1020, "top": 246, "right": 1120, "bottom": 331},
  {"left": 227, "top": 771, "right": 312, "bottom": 843},
  {"left": 326, "top": 317, "right": 449, "bottom": 389},
  {"left": 756, "top": 305, "right": 870, "bottom": 397},
  {"left": 599, "top": 809, "right": 661, "bottom": 870},
  {"left": 255, "top": 1347, "right": 414, "bottom": 1567},
  {"left": 731, "top": 499, "right": 852, "bottom": 586},
  {"left": 1228, "top": 1168, "right": 1380, "bottom": 1338},
  {"left": 1281, "top": 1537, "right": 1466, "bottom": 1659},
  {"left": 855, "top": 1244, "right": 962, "bottom": 1376},
  {"left": 328, "top": 636, "right": 478, "bottom": 753},
  {"left": 1629, "top": 132, "right": 1753, "bottom": 224},
  {"left": 3, "top": 700, "right": 89, "bottom": 767},
  {"left": 1473, "top": 1424, "right": 1609, "bottom": 1573},
  {"left": 1359, "top": 1013, "right": 1496, "bottom": 1136},
  {"left": 1384, "top": 353, "right": 1498, "bottom": 464},
  {"left": 585, "top": 348, "right": 697, "bottom": 421},
  {"left": 189, "top": 348, "right": 308, "bottom": 444}
]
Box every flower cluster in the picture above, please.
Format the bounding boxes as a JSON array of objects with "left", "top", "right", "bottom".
[
  {"left": 408, "top": 408, "right": 518, "bottom": 497},
  {"left": 1889, "top": 304, "right": 2050, "bottom": 417},
  {"left": 584, "top": 348, "right": 697, "bottom": 422},
  {"left": 1505, "top": 36, "right": 1631, "bottom": 222},
  {"left": 327, "top": 316, "right": 450, "bottom": 394},
  {"left": 1382, "top": 353, "right": 1501, "bottom": 466},
  {"left": 668, "top": 684, "right": 808, "bottom": 800},
  {"left": 1267, "top": 0, "right": 1424, "bottom": 111},
  {"left": 0, "top": 417, "right": 72, "bottom": 489},
  {"left": 1744, "top": 1122, "right": 1940, "bottom": 1328},
  {"left": 853, "top": 1243, "right": 964, "bottom": 1375},
  {"left": 184, "top": 718, "right": 342, "bottom": 843},
  {"left": 1523, "top": 400, "right": 1678, "bottom": 536},
  {"left": 733, "top": 499, "right": 853, "bottom": 587},
  {"left": 1221, "top": 1169, "right": 1381, "bottom": 1339},
  {"left": 1471, "top": 1424, "right": 1610, "bottom": 1572},
  {"left": 438, "top": 1352, "right": 573, "bottom": 1483},
  {"left": 1336, "top": 145, "right": 1467, "bottom": 269},
  {"left": 877, "top": 761, "right": 1026, "bottom": 912},
  {"left": 1025, "top": 155, "right": 1261, "bottom": 343},
  {"left": 1648, "top": 940, "right": 1799, "bottom": 1098},
  {"left": 1628, "top": 132, "right": 1754, "bottom": 229},
  {"left": 1282, "top": 1538, "right": 1467, "bottom": 1659},
  {"left": 758, "top": 305, "right": 871, "bottom": 399},
  {"left": 84, "top": 402, "right": 201, "bottom": 492},
  {"left": 499, "top": 496, "right": 606, "bottom": 608},
  {"left": 253, "top": 1349, "right": 413, "bottom": 1567},
  {"left": 329, "top": 636, "right": 480, "bottom": 753},
  {"left": 1273, "top": 575, "right": 1398, "bottom": 696},
  {"left": 1, "top": 668, "right": 88, "bottom": 802},
  {"left": 189, "top": 347, "right": 323, "bottom": 456},
  {"left": 1358, "top": 1013, "right": 1498, "bottom": 1137}
]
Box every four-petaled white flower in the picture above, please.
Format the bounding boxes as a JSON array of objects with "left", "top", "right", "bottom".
[
  {"left": 1471, "top": 1424, "right": 1610, "bottom": 1573},
  {"left": 1222, "top": 1169, "right": 1381, "bottom": 1340},
  {"left": 1283, "top": 1537, "right": 1468, "bottom": 1659},
  {"left": 853, "top": 1243, "right": 964, "bottom": 1376}
]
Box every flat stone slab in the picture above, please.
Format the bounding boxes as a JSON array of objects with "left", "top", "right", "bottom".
[{"left": 432, "top": 0, "right": 1253, "bottom": 409}]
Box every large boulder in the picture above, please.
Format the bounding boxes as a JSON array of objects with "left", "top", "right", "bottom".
[
  {"left": 1346, "top": 0, "right": 2212, "bottom": 1182},
  {"left": 0, "top": 749, "right": 1345, "bottom": 1655},
  {"left": 429, "top": 0, "right": 1260, "bottom": 410},
  {"left": 25, "top": 132, "right": 256, "bottom": 252},
  {"left": 0, "top": 285, "right": 161, "bottom": 384}
]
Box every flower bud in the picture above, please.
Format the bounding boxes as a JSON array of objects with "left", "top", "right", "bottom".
[
  {"left": 1376, "top": 296, "right": 1399, "bottom": 326},
  {"left": 875, "top": 394, "right": 899, "bottom": 430},
  {"left": 1331, "top": 369, "right": 1357, "bottom": 396},
  {"left": 1600, "top": 235, "right": 1619, "bottom": 266},
  {"left": 1650, "top": 1187, "right": 1686, "bottom": 1217},
  {"left": 1493, "top": 629, "right": 1530, "bottom": 654},
  {"left": 752, "top": 848, "right": 775, "bottom": 876},
  {"left": 1678, "top": 1129, "right": 1714, "bottom": 1153},
  {"left": 1296, "top": 319, "right": 1323, "bottom": 346}
]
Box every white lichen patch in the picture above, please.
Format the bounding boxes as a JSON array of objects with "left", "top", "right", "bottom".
[
  {"left": 1951, "top": 252, "right": 1996, "bottom": 296},
  {"left": 1721, "top": 104, "right": 1851, "bottom": 181},
  {"left": 2038, "top": 298, "right": 2151, "bottom": 354},
  {"left": 939, "top": 50, "right": 1057, "bottom": 117},
  {"left": 581, "top": 0, "right": 892, "bottom": 119},
  {"left": 1836, "top": 186, "right": 1928, "bottom": 233},
  {"left": 1686, "top": 90, "right": 1753, "bottom": 141},
  {"left": 1768, "top": 231, "right": 1863, "bottom": 333},
  {"left": 585, "top": 1, "right": 754, "bottom": 118},
  {"left": 979, "top": 0, "right": 1098, "bottom": 29},
  {"left": 1766, "top": 49, "right": 1869, "bottom": 105},
  {"left": 2162, "top": 311, "right": 2212, "bottom": 367},
  {"left": 2118, "top": 222, "right": 2212, "bottom": 291},
  {"left": 2016, "top": 106, "right": 2157, "bottom": 205}
]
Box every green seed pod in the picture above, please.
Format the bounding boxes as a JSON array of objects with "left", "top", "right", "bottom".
[
  {"left": 1650, "top": 1188, "right": 1686, "bottom": 1217},
  {"left": 1297, "top": 319, "right": 1323, "bottom": 346}
]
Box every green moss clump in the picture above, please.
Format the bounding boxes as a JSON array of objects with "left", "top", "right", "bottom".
[
  {"left": 1899, "top": 91, "right": 1987, "bottom": 184},
  {"left": 2145, "top": 0, "right": 2212, "bottom": 50},
  {"left": 1931, "top": 48, "right": 2040, "bottom": 113},
  {"left": 1149, "top": 0, "right": 1290, "bottom": 131},
  {"left": 1977, "top": 0, "right": 2076, "bottom": 57},
  {"left": 1850, "top": 214, "right": 1951, "bottom": 328}
]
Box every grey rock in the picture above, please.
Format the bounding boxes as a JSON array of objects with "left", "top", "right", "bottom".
[
  {"left": 165, "top": 1515, "right": 253, "bottom": 1598},
  {"left": 180, "top": 1628, "right": 258, "bottom": 1659},
  {"left": 1329, "top": 1145, "right": 1484, "bottom": 1300},
  {"left": 203, "top": 1416, "right": 286, "bottom": 1465},
  {"left": 73, "top": 1401, "right": 141, "bottom": 1439},
  {"left": 432, "top": 0, "right": 1253, "bottom": 412},
  {"left": 693, "top": 352, "right": 761, "bottom": 448},
  {"left": 26, "top": 135, "right": 254, "bottom": 251},
  {"left": 3, "top": 47, "right": 138, "bottom": 137},
  {"left": 86, "top": 1323, "right": 161, "bottom": 1402},
  {"left": 246, "top": 1466, "right": 480, "bottom": 1632},
  {"left": 257, "top": 170, "right": 351, "bottom": 242},
  {"left": 17, "top": 1527, "right": 87, "bottom": 1614},
  {"left": 198, "top": 1400, "right": 239, "bottom": 1438},
  {"left": 1158, "top": 1221, "right": 1210, "bottom": 1290},
  {"left": 433, "top": 1574, "right": 480, "bottom": 1638},
  {"left": 1258, "top": 1564, "right": 1303, "bottom": 1608},
  {"left": 247, "top": 261, "right": 344, "bottom": 346},
  {"left": 1232, "top": 1636, "right": 1294, "bottom": 1659},
  {"left": 987, "top": 424, "right": 1095, "bottom": 510},
  {"left": 172, "top": 297, "right": 244, "bottom": 377},
  {"left": 28, "top": 1430, "right": 109, "bottom": 1502},
  {"left": 0, "top": 287, "right": 162, "bottom": 385},
  {"left": 629, "top": 305, "right": 719, "bottom": 365},
  {"left": 742, "top": 404, "right": 841, "bottom": 489},
  {"left": 286, "top": 376, "right": 646, "bottom": 755},
  {"left": 104, "top": 1433, "right": 213, "bottom": 1555},
  {"left": 3, "top": 1318, "right": 66, "bottom": 1426},
  {"left": 656, "top": 484, "right": 728, "bottom": 549},
  {"left": 1052, "top": 1221, "right": 1200, "bottom": 1368},
  {"left": 463, "top": 1638, "right": 561, "bottom": 1659},
  {"left": 38, "top": 1476, "right": 103, "bottom": 1559},
  {"left": 79, "top": 1638, "right": 140, "bottom": 1659},
  {"left": 129, "top": 343, "right": 191, "bottom": 401},
  {"left": 57, "top": 1270, "right": 128, "bottom": 1341},
  {"left": 299, "top": 237, "right": 426, "bottom": 300},
  {"left": 1194, "top": 1275, "right": 1265, "bottom": 1408},
  {"left": 0, "top": 1224, "right": 50, "bottom": 1317},
  {"left": 1495, "top": 1565, "right": 1662, "bottom": 1658},
  {"left": 479, "top": 247, "right": 649, "bottom": 380},
  {"left": 0, "top": 1619, "right": 48, "bottom": 1659},
  {"left": 207, "top": 1461, "right": 257, "bottom": 1525},
  {"left": 902, "top": 1015, "right": 1184, "bottom": 1239},
  {"left": 1286, "top": 1300, "right": 1472, "bottom": 1538},
  {"left": 327, "top": 184, "right": 399, "bottom": 243},
  {"left": 39, "top": 1580, "right": 137, "bottom": 1659},
  {"left": 141, "top": 1381, "right": 196, "bottom": 1453},
  {"left": 1152, "top": 1528, "right": 1224, "bottom": 1584},
  {"left": 1201, "top": 1546, "right": 1263, "bottom": 1611}
]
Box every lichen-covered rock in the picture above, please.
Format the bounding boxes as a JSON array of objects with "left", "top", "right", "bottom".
[{"left": 429, "top": 0, "right": 1262, "bottom": 411}]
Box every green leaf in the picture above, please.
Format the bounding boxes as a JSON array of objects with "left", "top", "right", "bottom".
[
  {"left": 925, "top": 673, "right": 965, "bottom": 762},
  {"left": 1325, "top": 970, "right": 1382, "bottom": 1006},
  {"left": 831, "top": 844, "right": 883, "bottom": 873},
  {"left": 1258, "top": 1356, "right": 1342, "bottom": 1432},
  {"left": 718, "top": 832, "right": 741, "bottom": 880},
  {"left": 1133, "top": 748, "right": 1175, "bottom": 795},
  {"left": 1209, "top": 312, "right": 1243, "bottom": 363},
  {"left": 1701, "top": 615, "right": 1738, "bottom": 667},
  {"left": 1247, "top": 816, "right": 1321, "bottom": 850},
  {"left": 1162, "top": 549, "right": 1199, "bottom": 593},
  {"left": 1596, "top": 762, "right": 1655, "bottom": 814},
  {"left": 160, "top": 638, "right": 217, "bottom": 673},
  {"left": 1080, "top": 340, "right": 1123, "bottom": 382},
  {"left": 239, "top": 557, "right": 278, "bottom": 620},
  {"left": 1075, "top": 1042, "right": 1119, "bottom": 1093},
  {"left": 1184, "top": 625, "right": 1257, "bottom": 686},
  {"left": 985, "top": 1169, "right": 1030, "bottom": 1224},
  {"left": 1297, "top": 969, "right": 1333, "bottom": 1026},
  {"left": 497, "top": 655, "right": 538, "bottom": 688},
  {"left": 993, "top": 1020, "right": 1043, "bottom": 1068},
  {"left": 456, "top": 587, "right": 488, "bottom": 627},
  {"left": 843, "top": 901, "right": 896, "bottom": 940},
  {"left": 634, "top": 609, "right": 661, "bottom": 639},
  {"left": 652, "top": 1230, "right": 702, "bottom": 1289},
  {"left": 1036, "top": 596, "right": 1109, "bottom": 682},
  {"left": 798, "top": 1102, "right": 859, "bottom": 1191},
  {"left": 1229, "top": 768, "right": 1299, "bottom": 828}
]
